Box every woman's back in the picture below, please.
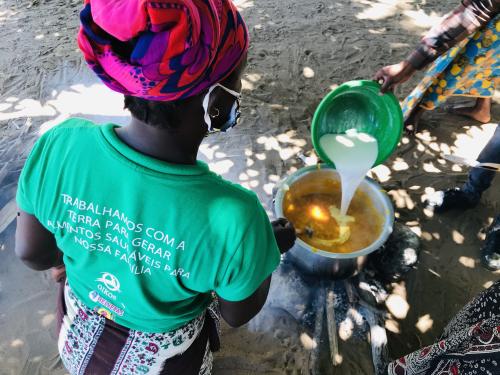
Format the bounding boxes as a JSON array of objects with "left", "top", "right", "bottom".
[{"left": 17, "top": 118, "right": 280, "bottom": 333}]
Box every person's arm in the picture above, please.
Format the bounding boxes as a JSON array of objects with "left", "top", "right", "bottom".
[
  {"left": 407, "top": 0, "right": 500, "bottom": 69},
  {"left": 15, "top": 209, "right": 63, "bottom": 270},
  {"left": 218, "top": 275, "right": 271, "bottom": 327},
  {"left": 375, "top": 0, "right": 500, "bottom": 92},
  {"left": 216, "top": 218, "right": 295, "bottom": 327}
]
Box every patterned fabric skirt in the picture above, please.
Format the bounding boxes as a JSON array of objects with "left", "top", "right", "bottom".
[
  {"left": 56, "top": 280, "right": 220, "bottom": 375},
  {"left": 402, "top": 16, "right": 500, "bottom": 120},
  {"left": 387, "top": 280, "right": 500, "bottom": 374}
]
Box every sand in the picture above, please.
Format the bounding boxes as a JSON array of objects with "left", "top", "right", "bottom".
[{"left": 0, "top": 0, "right": 499, "bottom": 374}]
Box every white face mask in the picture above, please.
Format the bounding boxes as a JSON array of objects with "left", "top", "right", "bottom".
[{"left": 202, "top": 83, "right": 241, "bottom": 132}]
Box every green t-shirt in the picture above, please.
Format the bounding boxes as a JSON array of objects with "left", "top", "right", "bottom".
[{"left": 17, "top": 118, "right": 281, "bottom": 332}]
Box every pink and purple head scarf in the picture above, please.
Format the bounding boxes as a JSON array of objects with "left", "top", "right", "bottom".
[{"left": 77, "top": 0, "right": 249, "bottom": 101}]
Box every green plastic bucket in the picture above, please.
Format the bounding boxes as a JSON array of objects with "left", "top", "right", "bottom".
[{"left": 311, "top": 80, "right": 403, "bottom": 168}]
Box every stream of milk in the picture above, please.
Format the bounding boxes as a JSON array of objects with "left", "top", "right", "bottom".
[{"left": 319, "top": 129, "right": 378, "bottom": 215}]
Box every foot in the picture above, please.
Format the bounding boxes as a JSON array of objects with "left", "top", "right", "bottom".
[
  {"left": 481, "top": 217, "right": 500, "bottom": 271},
  {"left": 447, "top": 98, "right": 491, "bottom": 123},
  {"left": 425, "top": 188, "right": 480, "bottom": 213}
]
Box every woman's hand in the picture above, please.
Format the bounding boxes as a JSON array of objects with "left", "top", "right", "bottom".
[
  {"left": 272, "top": 218, "right": 296, "bottom": 254},
  {"left": 374, "top": 60, "right": 416, "bottom": 93}
]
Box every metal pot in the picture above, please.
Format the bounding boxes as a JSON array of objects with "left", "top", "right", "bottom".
[{"left": 274, "top": 165, "right": 394, "bottom": 279}]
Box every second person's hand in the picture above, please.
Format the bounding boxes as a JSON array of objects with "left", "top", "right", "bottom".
[{"left": 374, "top": 60, "right": 416, "bottom": 93}]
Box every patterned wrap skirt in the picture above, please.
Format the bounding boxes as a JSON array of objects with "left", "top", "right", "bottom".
[
  {"left": 387, "top": 280, "right": 500, "bottom": 374},
  {"left": 56, "top": 280, "right": 220, "bottom": 375},
  {"left": 402, "top": 16, "right": 500, "bottom": 120}
]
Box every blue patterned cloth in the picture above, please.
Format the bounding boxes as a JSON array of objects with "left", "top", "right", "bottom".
[{"left": 402, "top": 16, "right": 500, "bottom": 120}]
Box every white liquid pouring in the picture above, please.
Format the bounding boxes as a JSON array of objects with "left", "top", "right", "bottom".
[{"left": 319, "top": 129, "right": 378, "bottom": 215}]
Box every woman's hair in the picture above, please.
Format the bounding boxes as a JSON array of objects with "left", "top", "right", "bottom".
[{"left": 124, "top": 96, "right": 185, "bottom": 129}]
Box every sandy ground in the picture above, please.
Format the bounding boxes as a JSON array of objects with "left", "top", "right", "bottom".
[{"left": 1, "top": 0, "right": 499, "bottom": 374}]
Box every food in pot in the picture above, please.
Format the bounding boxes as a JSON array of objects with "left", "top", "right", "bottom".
[{"left": 283, "top": 175, "right": 383, "bottom": 253}]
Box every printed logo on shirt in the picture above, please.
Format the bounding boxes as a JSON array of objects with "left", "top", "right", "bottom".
[
  {"left": 96, "top": 272, "right": 121, "bottom": 292},
  {"left": 96, "top": 307, "right": 114, "bottom": 320},
  {"left": 89, "top": 290, "right": 99, "bottom": 302},
  {"left": 88, "top": 290, "right": 124, "bottom": 317}
]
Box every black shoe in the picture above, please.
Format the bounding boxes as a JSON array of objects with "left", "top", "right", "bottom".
[
  {"left": 425, "top": 188, "right": 480, "bottom": 213},
  {"left": 481, "top": 217, "right": 500, "bottom": 271}
]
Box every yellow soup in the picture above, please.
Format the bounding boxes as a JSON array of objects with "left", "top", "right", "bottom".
[{"left": 283, "top": 175, "right": 383, "bottom": 253}]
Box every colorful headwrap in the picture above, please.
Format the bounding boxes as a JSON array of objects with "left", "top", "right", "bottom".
[{"left": 77, "top": 0, "right": 249, "bottom": 101}]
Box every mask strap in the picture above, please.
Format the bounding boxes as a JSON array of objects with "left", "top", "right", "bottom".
[
  {"left": 202, "top": 85, "right": 217, "bottom": 131},
  {"left": 217, "top": 84, "right": 241, "bottom": 98}
]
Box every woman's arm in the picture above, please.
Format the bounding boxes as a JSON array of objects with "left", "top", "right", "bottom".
[
  {"left": 15, "top": 209, "right": 63, "bottom": 270},
  {"left": 375, "top": 0, "right": 500, "bottom": 92},
  {"left": 407, "top": 0, "right": 500, "bottom": 70},
  {"left": 216, "top": 218, "right": 295, "bottom": 327},
  {"left": 217, "top": 275, "right": 271, "bottom": 327}
]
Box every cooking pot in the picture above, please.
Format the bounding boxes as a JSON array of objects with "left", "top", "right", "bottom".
[{"left": 274, "top": 164, "right": 394, "bottom": 279}]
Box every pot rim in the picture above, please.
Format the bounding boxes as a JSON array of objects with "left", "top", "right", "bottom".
[{"left": 274, "top": 164, "right": 394, "bottom": 260}]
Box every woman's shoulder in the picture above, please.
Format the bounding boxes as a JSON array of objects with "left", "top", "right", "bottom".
[
  {"left": 40, "top": 117, "right": 99, "bottom": 141},
  {"left": 202, "top": 172, "right": 265, "bottom": 214},
  {"left": 48, "top": 117, "right": 99, "bottom": 133},
  {"left": 38, "top": 118, "right": 108, "bottom": 151}
]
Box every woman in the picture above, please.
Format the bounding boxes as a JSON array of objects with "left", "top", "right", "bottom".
[
  {"left": 15, "top": 0, "right": 296, "bottom": 373},
  {"left": 376, "top": 0, "right": 500, "bottom": 133}
]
